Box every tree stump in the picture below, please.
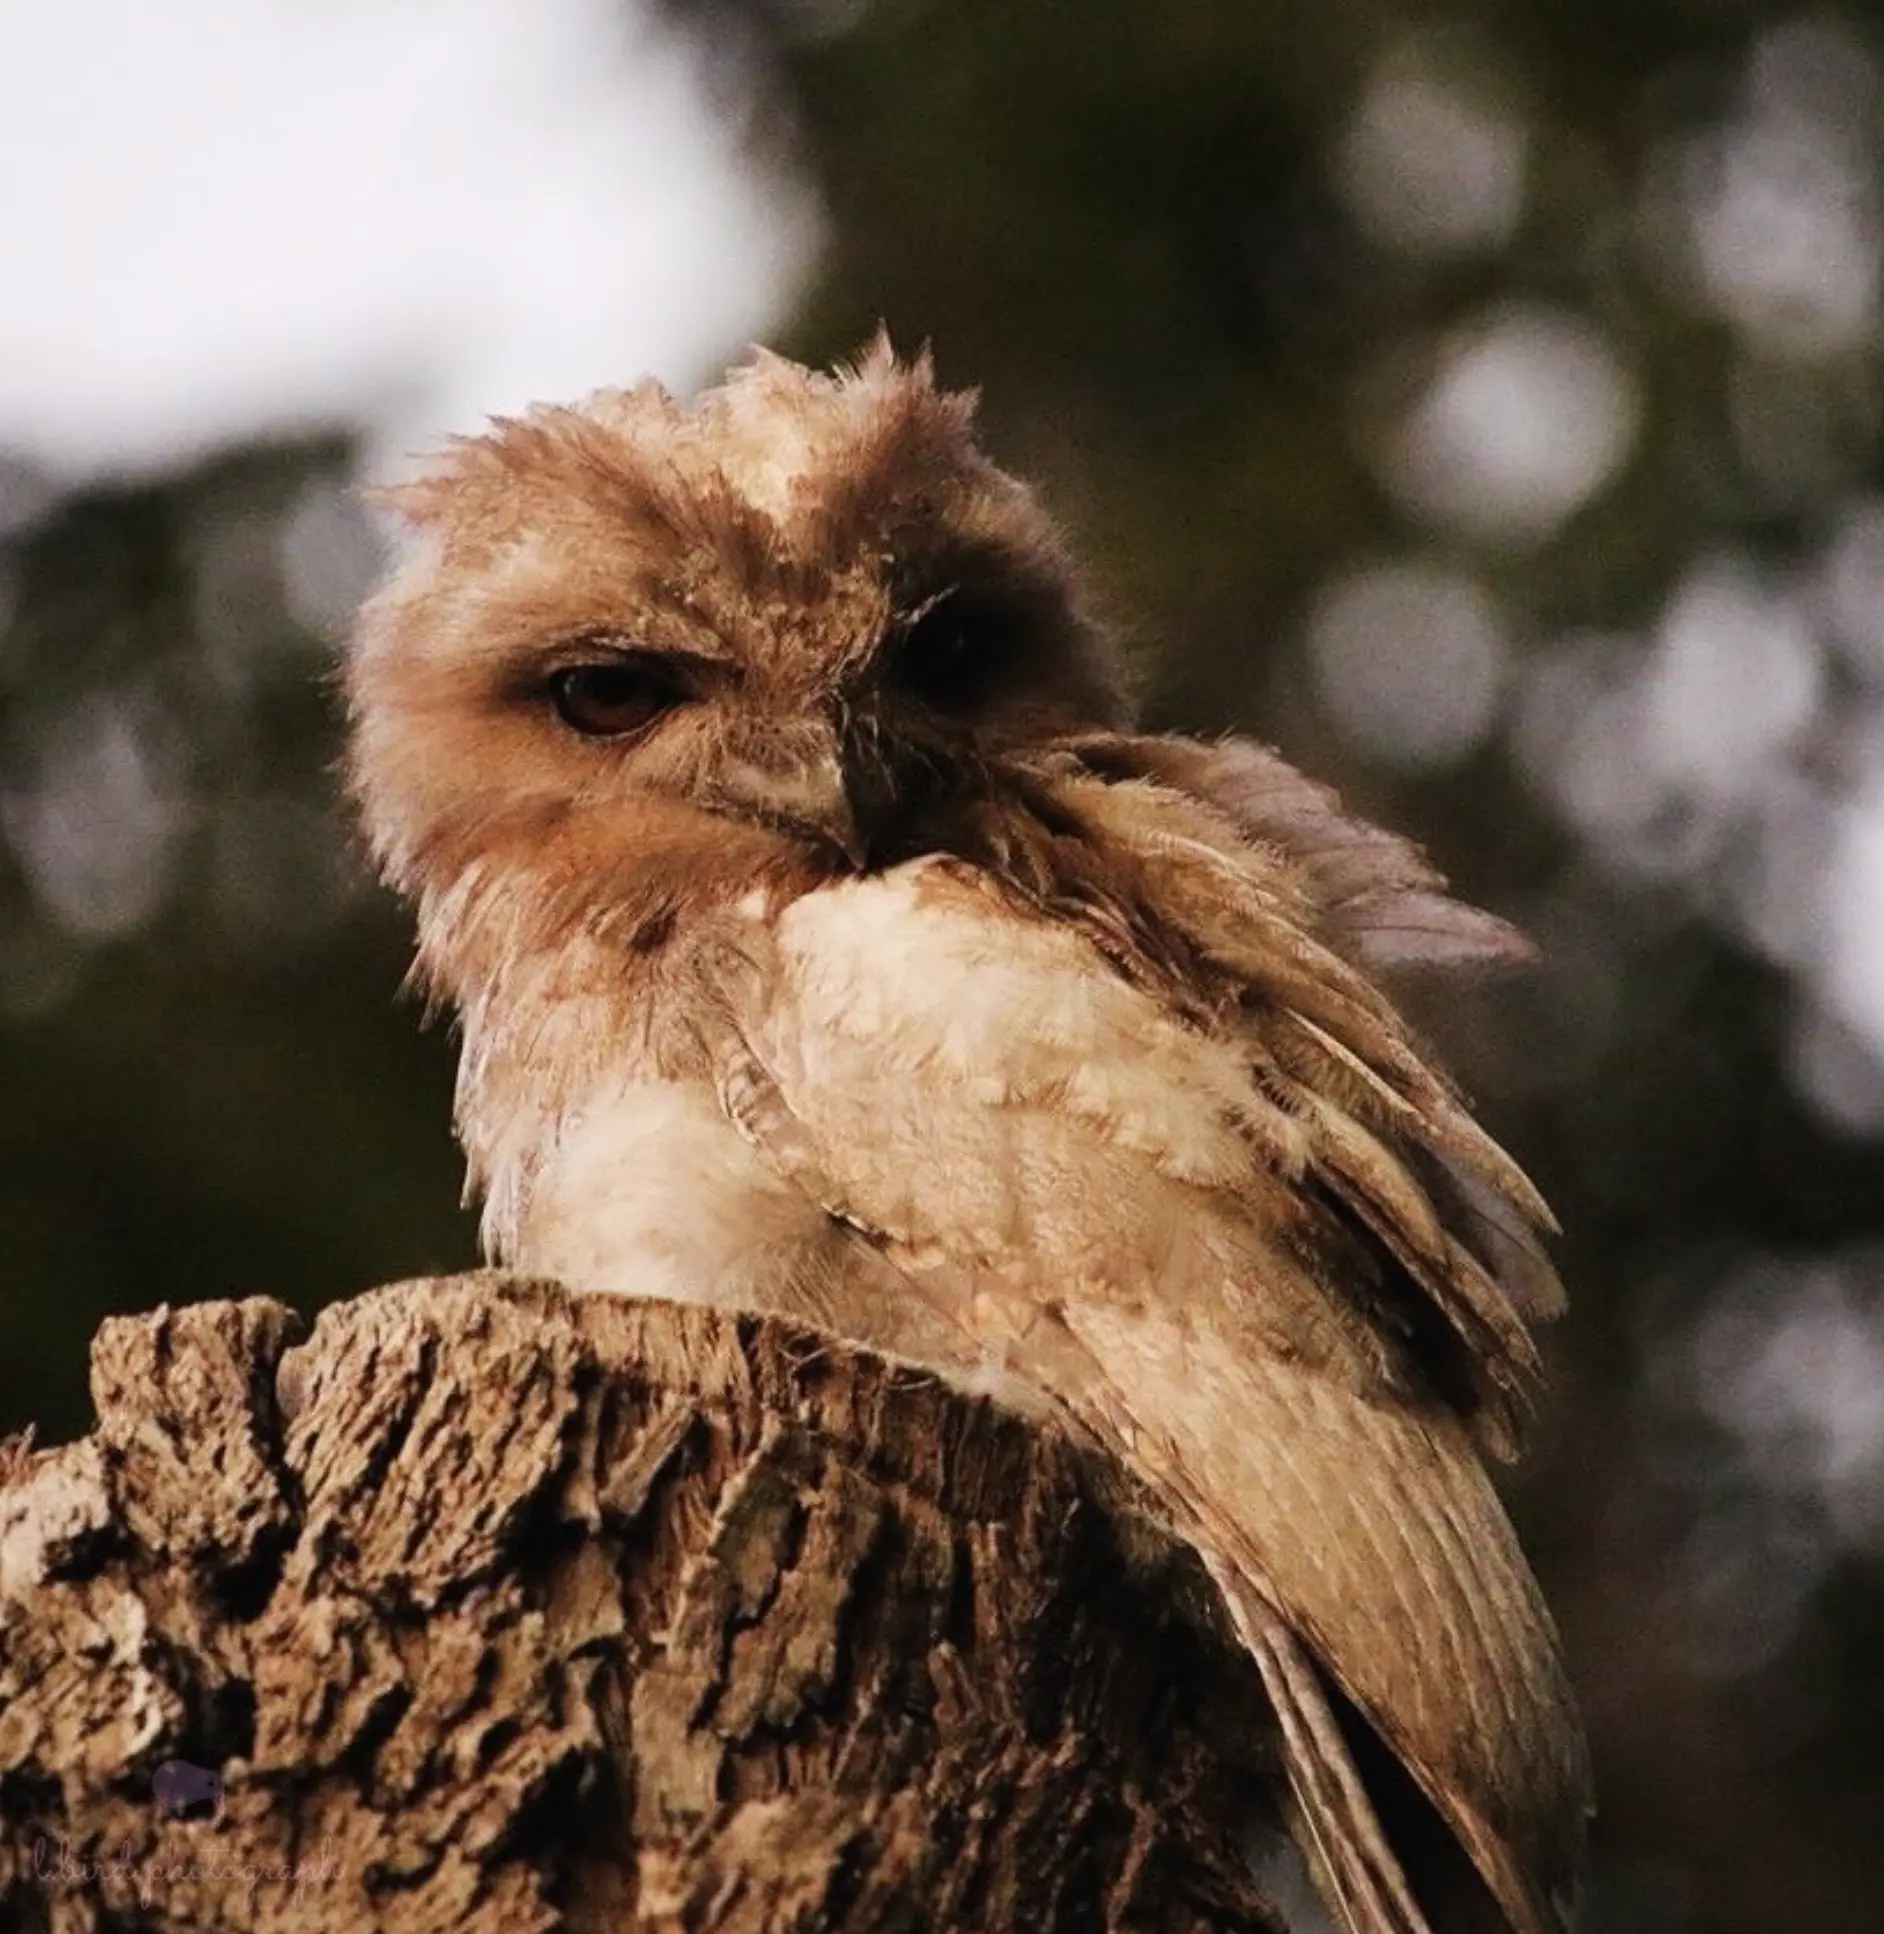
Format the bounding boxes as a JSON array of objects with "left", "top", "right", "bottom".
[{"left": 0, "top": 1274, "right": 1284, "bottom": 1933}]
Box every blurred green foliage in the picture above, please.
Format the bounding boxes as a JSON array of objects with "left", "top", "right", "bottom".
[
  {"left": 5, "top": 2, "right": 1884, "bottom": 1929},
  {"left": 0, "top": 446, "right": 476, "bottom": 1435}
]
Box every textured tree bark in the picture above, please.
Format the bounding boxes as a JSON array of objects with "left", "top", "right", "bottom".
[{"left": 0, "top": 1274, "right": 1283, "bottom": 1934}]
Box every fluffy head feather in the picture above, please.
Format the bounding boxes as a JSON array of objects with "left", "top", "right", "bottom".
[{"left": 349, "top": 339, "right": 1128, "bottom": 947}]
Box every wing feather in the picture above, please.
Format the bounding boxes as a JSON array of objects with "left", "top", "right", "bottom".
[{"left": 1032, "top": 738, "right": 1565, "bottom": 1407}]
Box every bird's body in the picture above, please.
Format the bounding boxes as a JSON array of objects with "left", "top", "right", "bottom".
[{"left": 347, "top": 341, "right": 1591, "bottom": 1934}]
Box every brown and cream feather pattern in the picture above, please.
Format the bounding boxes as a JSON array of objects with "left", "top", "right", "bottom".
[{"left": 346, "top": 340, "right": 1591, "bottom": 1934}]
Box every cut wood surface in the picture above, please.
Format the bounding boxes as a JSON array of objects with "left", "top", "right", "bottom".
[{"left": 0, "top": 1274, "right": 1282, "bottom": 1933}]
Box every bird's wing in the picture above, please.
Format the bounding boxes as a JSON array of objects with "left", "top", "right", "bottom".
[
  {"left": 1051, "top": 731, "right": 1567, "bottom": 1343},
  {"left": 669, "top": 866, "right": 1588, "bottom": 1934},
  {"left": 1057, "top": 731, "right": 1533, "bottom": 975},
  {"left": 983, "top": 736, "right": 1564, "bottom": 1460}
]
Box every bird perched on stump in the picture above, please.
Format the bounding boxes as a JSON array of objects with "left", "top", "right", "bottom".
[{"left": 346, "top": 339, "right": 1591, "bottom": 1934}]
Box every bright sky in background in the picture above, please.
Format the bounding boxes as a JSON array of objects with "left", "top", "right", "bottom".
[{"left": 0, "top": 0, "right": 814, "bottom": 484}]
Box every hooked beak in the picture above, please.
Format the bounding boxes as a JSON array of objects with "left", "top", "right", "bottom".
[
  {"left": 772, "top": 796, "right": 869, "bottom": 872},
  {"left": 709, "top": 718, "right": 870, "bottom": 871}
]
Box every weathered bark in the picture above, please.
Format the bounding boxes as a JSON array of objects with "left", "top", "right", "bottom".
[{"left": 0, "top": 1274, "right": 1283, "bottom": 1934}]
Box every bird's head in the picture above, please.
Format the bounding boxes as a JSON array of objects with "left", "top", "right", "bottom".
[{"left": 346, "top": 340, "right": 1132, "bottom": 994}]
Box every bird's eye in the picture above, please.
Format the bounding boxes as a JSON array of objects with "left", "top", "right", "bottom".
[
  {"left": 547, "top": 660, "right": 683, "bottom": 738},
  {"left": 896, "top": 598, "right": 999, "bottom": 709}
]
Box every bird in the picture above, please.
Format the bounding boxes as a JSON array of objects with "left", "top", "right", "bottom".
[{"left": 345, "top": 337, "right": 1591, "bottom": 1934}]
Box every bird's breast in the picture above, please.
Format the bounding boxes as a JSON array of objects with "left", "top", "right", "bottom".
[
  {"left": 507, "top": 859, "right": 1301, "bottom": 1325},
  {"left": 754, "top": 862, "right": 1280, "bottom": 1245}
]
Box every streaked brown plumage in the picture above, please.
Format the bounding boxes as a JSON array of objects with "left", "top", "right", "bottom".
[{"left": 346, "top": 339, "right": 1591, "bottom": 1934}]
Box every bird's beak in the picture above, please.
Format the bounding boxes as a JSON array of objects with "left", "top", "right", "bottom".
[
  {"left": 778, "top": 790, "right": 869, "bottom": 872},
  {"left": 710, "top": 719, "right": 871, "bottom": 871}
]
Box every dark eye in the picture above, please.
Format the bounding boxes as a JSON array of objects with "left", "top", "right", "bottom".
[
  {"left": 896, "top": 598, "right": 1000, "bottom": 708},
  {"left": 547, "top": 659, "right": 683, "bottom": 738}
]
